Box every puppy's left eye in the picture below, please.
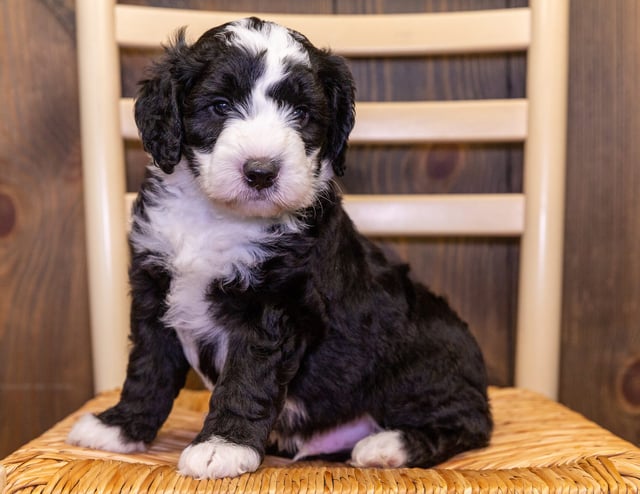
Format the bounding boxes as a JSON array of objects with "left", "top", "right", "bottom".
[
  {"left": 291, "top": 107, "right": 309, "bottom": 126},
  {"left": 210, "top": 99, "right": 232, "bottom": 117}
]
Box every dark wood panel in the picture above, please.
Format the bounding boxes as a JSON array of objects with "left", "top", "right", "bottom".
[
  {"left": 0, "top": 0, "right": 93, "bottom": 457},
  {"left": 561, "top": 0, "right": 640, "bottom": 444}
]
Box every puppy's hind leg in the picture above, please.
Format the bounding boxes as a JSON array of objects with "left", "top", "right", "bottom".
[
  {"left": 350, "top": 424, "right": 486, "bottom": 469},
  {"left": 351, "top": 374, "right": 492, "bottom": 469},
  {"left": 350, "top": 430, "right": 408, "bottom": 468},
  {"left": 351, "top": 389, "right": 492, "bottom": 469}
]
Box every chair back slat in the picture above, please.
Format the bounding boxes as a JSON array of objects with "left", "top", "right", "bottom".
[
  {"left": 78, "top": 1, "right": 569, "bottom": 398},
  {"left": 115, "top": 5, "right": 531, "bottom": 56},
  {"left": 124, "top": 193, "right": 524, "bottom": 238},
  {"left": 345, "top": 194, "right": 524, "bottom": 237},
  {"left": 120, "top": 98, "right": 527, "bottom": 143}
]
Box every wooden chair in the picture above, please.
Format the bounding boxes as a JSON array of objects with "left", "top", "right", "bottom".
[
  {"left": 2, "top": 1, "right": 640, "bottom": 493},
  {"left": 85, "top": 0, "right": 562, "bottom": 400}
]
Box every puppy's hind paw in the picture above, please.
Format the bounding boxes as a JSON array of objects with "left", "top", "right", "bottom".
[
  {"left": 178, "top": 436, "right": 261, "bottom": 479},
  {"left": 66, "top": 413, "right": 147, "bottom": 454},
  {"left": 350, "top": 431, "right": 408, "bottom": 468}
]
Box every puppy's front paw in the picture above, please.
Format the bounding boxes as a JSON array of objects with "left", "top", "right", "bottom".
[
  {"left": 67, "top": 413, "right": 147, "bottom": 453},
  {"left": 350, "top": 431, "right": 408, "bottom": 468},
  {"left": 178, "top": 436, "right": 261, "bottom": 479}
]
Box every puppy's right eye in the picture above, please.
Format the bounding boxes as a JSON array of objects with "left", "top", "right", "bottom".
[{"left": 210, "top": 99, "right": 232, "bottom": 116}]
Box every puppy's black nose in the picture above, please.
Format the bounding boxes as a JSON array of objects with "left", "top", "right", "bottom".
[{"left": 243, "top": 159, "right": 280, "bottom": 190}]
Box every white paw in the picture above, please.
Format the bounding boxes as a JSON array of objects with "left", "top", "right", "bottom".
[
  {"left": 66, "top": 413, "right": 147, "bottom": 453},
  {"left": 350, "top": 430, "right": 408, "bottom": 468},
  {"left": 178, "top": 436, "right": 261, "bottom": 479}
]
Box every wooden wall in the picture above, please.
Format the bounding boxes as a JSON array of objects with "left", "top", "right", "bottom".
[
  {"left": 0, "top": 0, "right": 638, "bottom": 457},
  {"left": 0, "top": 0, "right": 93, "bottom": 458},
  {"left": 560, "top": 0, "right": 640, "bottom": 443}
]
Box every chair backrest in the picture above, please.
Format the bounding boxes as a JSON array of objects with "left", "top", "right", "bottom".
[{"left": 76, "top": 1, "right": 569, "bottom": 399}]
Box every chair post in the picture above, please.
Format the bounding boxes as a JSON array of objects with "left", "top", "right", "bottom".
[
  {"left": 515, "top": 0, "right": 570, "bottom": 399},
  {"left": 76, "top": 0, "right": 129, "bottom": 392}
]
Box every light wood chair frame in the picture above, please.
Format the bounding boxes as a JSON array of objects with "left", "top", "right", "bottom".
[{"left": 76, "top": 1, "right": 569, "bottom": 399}]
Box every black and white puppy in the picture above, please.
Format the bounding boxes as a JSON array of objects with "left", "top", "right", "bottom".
[{"left": 68, "top": 18, "right": 492, "bottom": 479}]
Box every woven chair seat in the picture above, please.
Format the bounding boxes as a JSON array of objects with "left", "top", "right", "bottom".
[{"left": 2, "top": 387, "right": 639, "bottom": 493}]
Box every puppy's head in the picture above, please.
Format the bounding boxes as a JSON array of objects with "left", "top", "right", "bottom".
[{"left": 135, "top": 17, "right": 355, "bottom": 218}]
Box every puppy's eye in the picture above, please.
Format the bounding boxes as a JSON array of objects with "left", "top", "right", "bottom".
[
  {"left": 210, "top": 99, "right": 232, "bottom": 116},
  {"left": 291, "top": 106, "right": 309, "bottom": 126}
]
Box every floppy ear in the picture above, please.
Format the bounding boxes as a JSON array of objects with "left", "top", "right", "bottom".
[
  {"left": 134, "top": 33, "right": 189, "bottom": 174},
  {"left": 317, "top": 53, "right": 356, "bottom": 177}
]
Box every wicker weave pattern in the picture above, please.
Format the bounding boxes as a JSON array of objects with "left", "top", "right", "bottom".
[{"left": 2, "top": 387, "right": 639, "bottom": 493}]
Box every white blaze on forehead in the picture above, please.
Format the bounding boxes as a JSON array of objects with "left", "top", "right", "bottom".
[
  {"left": 225, "top": 19, "right": 310, "bottom": 69},
  {"left": 224, "top": 20, "right": 310, "bottom": 110}
]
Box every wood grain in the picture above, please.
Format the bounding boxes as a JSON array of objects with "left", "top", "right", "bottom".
[
  {"left": 561, "top": 0, "right": 640, "bottom": 444},
  {"left": 0, "top": 0, "right": 93, "bottom": 457}
]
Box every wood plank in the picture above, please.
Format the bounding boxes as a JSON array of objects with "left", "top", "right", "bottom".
[
  {"left": 120, "top": 98, "right": 527, "bottom": 143},
  {"left": 120, "top": 98, "right": 137, "bottom": 140},
  {"left": 124, "top": 193, "right": 524, "bottom": 237},
  {"left": 352, "top": 100, "right": 527, "bottom": 143},
  {"left": 115, "top": 4, "right": 530, "bottom": 55},
  {"left": 560, "top": 0, "right": 640, "bottom": 444},
  {"left": 345, "top": 194, "right": 523, "bottom": 236},
  {"left": 0, "top": 0, "right": 93, "bottom": 458}
]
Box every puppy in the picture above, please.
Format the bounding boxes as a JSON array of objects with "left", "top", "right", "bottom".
[{"left": 68, "top": 17, "right": 492, "bottom": 479}]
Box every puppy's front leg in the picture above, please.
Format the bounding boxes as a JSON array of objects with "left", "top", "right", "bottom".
[
  {"left": 67, "top": 330, "right": 189, "bottom": 453},
  {"left": 68, "top": 260, "right": 191, "bottom": 453},
  {"left": 178, "top": 332, "right": 287, "bottom": 479}
]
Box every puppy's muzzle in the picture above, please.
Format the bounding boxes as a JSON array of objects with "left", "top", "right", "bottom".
[{"left": 243, "top": 159, "right": 281, "bottom": 191}]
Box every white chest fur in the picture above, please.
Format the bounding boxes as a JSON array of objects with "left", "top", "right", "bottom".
[{"left": 129, "top": 164, "right": 283, "bottom": 387}]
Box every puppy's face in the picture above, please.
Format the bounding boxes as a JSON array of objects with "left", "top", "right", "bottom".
[{"left": 135, "top": 18, "right": 355, "bottom": 219}]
